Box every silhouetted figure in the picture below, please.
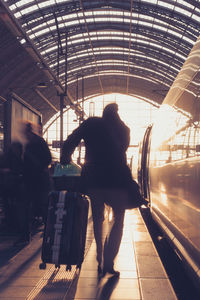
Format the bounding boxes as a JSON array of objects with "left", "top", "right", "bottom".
[
  {"left": 3, "top": 141, "right": 23, "bottom": 174},
  {"left": 0, "top": 141, "right": 24, "bottom": 232},
  {"left": 61, "top": 103, "right": 134, "bottom": 276},
  {"left": 22, "top": 122, "right": 52, "bottom": 242}
]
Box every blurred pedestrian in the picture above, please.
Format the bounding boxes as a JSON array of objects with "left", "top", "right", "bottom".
[
  {"left": 61, "top": 103, "right": 143, "bottom": 276},
  {"left": 0, "top": 141, "right": 24, "bottom": 232},
  {"left": 22, "top": 122, "right": 52, "bottom": 242}
]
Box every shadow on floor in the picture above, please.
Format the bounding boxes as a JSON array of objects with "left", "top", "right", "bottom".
[{"left": 96, "top": 275, "right": 119, "bottom": 300}]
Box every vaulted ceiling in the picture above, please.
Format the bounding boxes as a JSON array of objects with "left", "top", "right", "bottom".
[{"left": 1, "top": 0, "right": 200, "bottom": 124}]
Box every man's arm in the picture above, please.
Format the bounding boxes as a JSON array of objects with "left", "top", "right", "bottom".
[{"left": 60, "top": 124, "right": 84, "bottom": 165}]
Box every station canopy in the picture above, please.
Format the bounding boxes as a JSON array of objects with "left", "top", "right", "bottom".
[{"left": 1, "top": 0, "right": 200, "bottom": 124}]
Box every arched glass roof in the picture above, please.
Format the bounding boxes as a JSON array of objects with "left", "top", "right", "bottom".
[{"left": 2, "top": 0, "right": 200, "bottom": 121}]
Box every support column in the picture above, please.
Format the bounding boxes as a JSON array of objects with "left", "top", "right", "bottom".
[
  {"left": 60, "top": 93, "right": 64, "bottom": 159},
  {"left": 3, "top": 93, "right": 12, "bottom": 153}
]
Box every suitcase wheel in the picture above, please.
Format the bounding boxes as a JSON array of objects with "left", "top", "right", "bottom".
[
  {"left": 39, "top": 262, "right": 46, "bottom": 270},
  {"left": 55, "top": 264, "right": 60, "bottom": 269},
  {"left": 66, "top": 265, "right": 72, "bottom": 271}
]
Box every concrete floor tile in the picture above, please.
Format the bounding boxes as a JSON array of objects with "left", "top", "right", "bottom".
[
  {"left": 70, "top": 286, "right": 100, "bottom": 299},
  {"left": 115, "top": 278, "right": 139, "bottom": 289},
  {"left": 118, "top": 243, "right": 134, "bottom": 254},
  {"left": 136, "top": 256, "right": 167, "bottom": 279},
  {"left": 140, "top": 278, "right": 177, "bottom": 300},
  {"left": 83, "top": 256, "right": 98, "bottom": 264},
  {"left": 134, "top": 241, "right": 158, "bottom": 257},
  {"left": 32, "top": 288, "right": 68, "bottom": 299},
  {"left": 5, "top": 277, "right": 39, "bottom": 287},
  {"left": 79, "top": 269, "right": 100, "bottom": 278},
  {"left": 132, "top": 232, "right": 152, "bottom": 242},
  {"left": 0, "top": 295, "right": 24, "bottom": 300},
  {"left": 118, "top": 270, "right": 138, "bottom": 279},
  {"left": 115, "top": 260, "right": 137, "bottom": 271},
  {"left": 81, "top": 264, "right": 98, "bottom": 272},
  {"left": 131, "top": 224, "right": 147, "bottom": 232},
  {"left": 0, "top": 286, "right": 33, "bottom": 298},
  {"left": 110, "top": 288, "right": 141, "bottom": 299},
  {"left": 73, "top": 276, "right": 100, "bottom": 289},
  {"left": 19, "top": 269, "right": 46, "bottom": 278}
]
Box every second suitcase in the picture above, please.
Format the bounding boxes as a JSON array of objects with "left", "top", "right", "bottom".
[{"left": 39, "top": 190, "right": 89, "bottom": 270}]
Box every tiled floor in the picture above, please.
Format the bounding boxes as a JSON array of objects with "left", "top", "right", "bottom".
[
  {"left": 0, "top": 209, "right": 177, "bottom": 300},
  {"left": 64, "top": 209, "right": 177, "bottom": 300}
]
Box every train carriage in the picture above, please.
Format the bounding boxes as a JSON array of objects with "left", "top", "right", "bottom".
[{"left": 138, "top": 36, "right": 200, "bottom": 289}]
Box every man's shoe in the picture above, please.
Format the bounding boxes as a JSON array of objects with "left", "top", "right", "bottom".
[
  {"left": 141, "top": 198, "right": 149, "bottom": 207},
  {"left": 102, "top": 267, "right": 120, "bottom": 277}
]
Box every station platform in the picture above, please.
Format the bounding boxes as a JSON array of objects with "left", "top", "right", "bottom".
[{"left": 0, "top": 208, "right": 177, "bottom": 300}]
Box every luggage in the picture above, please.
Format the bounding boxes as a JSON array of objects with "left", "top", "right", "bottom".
[
  {"left": 53, "top": 162, "right": 82, "bottom": 191},
  {"left": 39, "top": 190, "right": 89, "bottom": 270}
]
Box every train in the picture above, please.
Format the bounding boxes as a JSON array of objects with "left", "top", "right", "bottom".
[{"left": 137, "top": 36, "right": 200, "bottom": 289}]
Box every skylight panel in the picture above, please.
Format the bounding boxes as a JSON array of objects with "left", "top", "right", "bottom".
[
  {"left": 14, "top": 12, "right": 21, "bottom": 18},
  {"left": 20, "top": 4, "right": 38, "bottom": 15},
  {"left": 177, "top": 0, "right": 194, "bottom": 10},
  {"left": 55, "top": 54, "right": 176, "bottom": 77},
  {"left": 34, "top": 27, "right": 54, "bottom": 37},
  {"left": 64, "top": 63, "right": 174, "bottom": 82},
  {"left": 123, "top": 11, "right": 131, "bottom": 17},
  {"left": 19, "top": 38, "right": 26, "bottom": 44},
  {"left": 56, "top": 0, "right": 70, "bottom": 3},
  {"left": 182, "top": 36, "right": 194, "bottom": 44},
  {"left": 29, "top": 33, "right": 36, "bottom": 40},
  {"left": 174, "top": 6, "right": 191, "bottom": 17},
  {"left": 27, "top": 22, "right": 49, "bottom": 33},
  {"left": 84, "top": 11, "right": 94, "bottom": 16},
  {"left": 157, "top": 1, "right": 175, "bottom": 10},
  {"left": 24, "top": 16, "right": 44, "bottom": 25},
  {"left": 153, "top": 24, "right": 167, "bottom": 31},
  {"left": 9, "top": 4, "right": 17, "bottom": 10},
  {"left": 138, "top": 20, "right": 149, "bottom": 26},
  {"left": 14, "top": 0, "right": 35, "bottom": 8},
  {"left": 194, "top": 7, "right": 200, "bottom": 14},
  {"left": 50, "top": 58, "right": 65, "bottom": 68},
  {"left": 64, "top": 62, "right": 126, "bottom": 74},
  {"left": 147, "top": 0, "right": 158, "bottom": 4},
  {"left": 68, "top": 31, "right": 124, "bottom": 42},
  {"left": 144, "top": 15, "right": 153, "bottom": 21},
  {"left": 92, "top": 9, "right": 124, "bottom": 16},
  {"left": 67, "top": 49, "right": 130, "bottom": 60},
  {"left": 38, "top": 1, "right": 56, "bottom": 9},
  {"left": 138, "top": 19, "right": 167, "bottom": 31},
  {"left": 41, "top": 45, "right": 57, "bottom": 55},
  {"left": 68, "top": 73, "right": 169, "bottom": 88},
  {"left": 65, "top": 50, "right": 179, "bottom": 73},
  {"left": 168, "top": 29, "right": 182, "bottom": 38},
  {"left": 191, "top": 13, "right": 200, "bottom": 23}
]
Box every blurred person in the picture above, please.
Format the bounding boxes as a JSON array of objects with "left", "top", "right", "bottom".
[
  {"left": 0, "top": 141, "right": 24, "bottom": 232},
  {"left": 60, "top": 103, "right": 143, "bottom": 276},
  {"left": 3, "top": 141, "right": 23, "bottom": 174},
  {"left": 22, "top": 122, "right": 52, "bottom": 242}
]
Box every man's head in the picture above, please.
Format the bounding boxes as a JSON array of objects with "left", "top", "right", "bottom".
[
  {"left": 102, "top": 103, "right": 118, "bottom": 119},
  {"left": 23, "top": 121, "right": 34, "bottom": 140}
]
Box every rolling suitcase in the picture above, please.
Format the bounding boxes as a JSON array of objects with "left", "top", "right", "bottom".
[{"left": 39, "top": 190, "right": 89, "bottom": 271}]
